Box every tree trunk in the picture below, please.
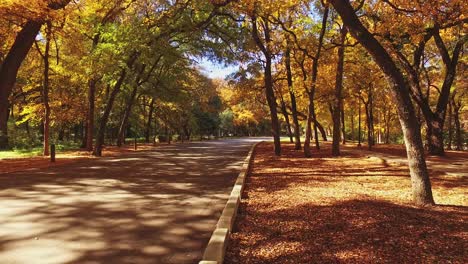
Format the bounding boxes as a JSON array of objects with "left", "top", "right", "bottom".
[
  {"left": 350, "top": 106, "right": 354, "bottom": 141},
  {"left": 280, "top": 96, "right": 293, "bottom": 143},
  {"left": 332, "top": 26, "right": 347, "bottom": 156},
  {"left": 0, "top": 1, "right": 70, "bottom": 149},
  {"left": 341, "top": 104, "right": 346, "bottom": 144},
  {"left": 145, "top": 98, "right": 155, "bottom": 143},
  {"left": 42, "top": 22, "right": 52, "bottom": 156},
  {"left": 285, "top": 45, "right": 301, "bottom": 149},
  {"left": 251, "top": 17, "right": 281, "bottom": 155},
  {"left": 331, "top": 0, "right": 434, "bottom": 205},
  {"left": 364, "top": 100, "right": 374, "bottom": 150},
  {"left": 304, "top": 96, "right": 314, "bottom": 156},
  {"left": 304, "top": 5, "right": 329, "bottom": 157},
  {"left": 453, "top": 104, "right": 462, "bottom": 151},
  {"left": 385, "top": 112, "right": 391, "bottom": 144},
  {"left": 358, "top": 99, "right": 362, "bottom": 147},
  {"left": 117, "top": 85, "right": 139, "bottom": 147},
  {"left": 93, "top": 52, "right": 138, "bottom": 156},
  {"left": 86, "top": 79, "right": 97, "bottom": 150},
  {"left": 0, "top": 20, "right": 42, "bottom": 149},
  {"left": 93, "top": 69, "right": 128, "bottom": 156},
  {"left": 424, "top": 116, "right": 445, "bottom": 155},
  {"left": 447, "top": 99, "right": 453, "bottom": 150},
  {"left": 415, "top": 31, "right": 463, "bottom": 156}
]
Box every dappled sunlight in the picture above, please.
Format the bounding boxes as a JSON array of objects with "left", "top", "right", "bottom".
[
  {"left": 227, "top": 143, "right": 467, "bottom": 263},
  {"left": 0, "top": 139, "right": 259, "bottom": 263}
]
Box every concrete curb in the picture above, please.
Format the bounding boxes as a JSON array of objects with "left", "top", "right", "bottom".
[{"left": 199, "top": 141, "right": 261, "bottom": 264}]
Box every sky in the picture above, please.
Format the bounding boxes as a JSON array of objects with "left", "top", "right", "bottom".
[{"left": 197, "top": 57, "right": 238, "bottom": 80}]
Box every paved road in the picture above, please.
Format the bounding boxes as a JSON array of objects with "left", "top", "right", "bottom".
[{"left": 0, "top": 138, "right": 266, "bottom": 264}]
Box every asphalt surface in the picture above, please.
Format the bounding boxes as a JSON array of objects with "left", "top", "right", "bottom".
[{"left": 0, "top": 138, "right": 266, "bottom": 264}]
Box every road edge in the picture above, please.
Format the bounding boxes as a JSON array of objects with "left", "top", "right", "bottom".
[{"left": 199, "top": 141, "right": 262, "bottom": 264}]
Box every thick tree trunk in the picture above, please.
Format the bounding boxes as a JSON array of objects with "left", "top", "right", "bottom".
[
  {"left": 332, "top": 27, "right": 347, "bottom": 156},
  {"left": 424, "top": 117, "right": 445, "bottom": 155},
  {"left": 331, "top": 0, "right": 434, "bottom": 205},
  {"left": 0, "top": 20, "right": 42, "bottom": 149},
  {"left": 285, "top": 46, "right": 301, "bottom": 149},
  {"left": 0, "top": 1, "right": 70, "bottom": 149}
]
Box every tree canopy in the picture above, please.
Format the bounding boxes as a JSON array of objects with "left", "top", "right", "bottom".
[{"left": 0, "top": 0, "right": 466, "bottom": 205}]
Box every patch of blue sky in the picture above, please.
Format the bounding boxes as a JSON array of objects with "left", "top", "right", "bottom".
[{"left": 198, "top": 57, "right": 238, "bottom": 79}]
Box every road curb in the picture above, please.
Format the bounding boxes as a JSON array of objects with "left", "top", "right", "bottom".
[{"left": 199, "top": 141, "right": 261, "bottom": 264}]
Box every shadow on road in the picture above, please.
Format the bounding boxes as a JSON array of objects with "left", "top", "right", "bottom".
[{"left": 0, "top": 138, "right": 262, "bottom": 264}]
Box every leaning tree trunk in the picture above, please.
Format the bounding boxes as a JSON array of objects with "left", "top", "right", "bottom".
[
  {"left": 332, "top": 26, "right": 347, "bottom": 156},
  {"left": 93, "top": 69, "right": 128, "bottom": 156},
  {"left": 93, "top": 52, "right": 138, "bottom": 156},
  {"left": 0, "top": 20, "right": 42, "bottom": 149},
  {"left": 0, "top": 0, "right": 71, "bottom": 149},
  {"left": 331, "top": 0, "right": 434, "bottom": 205}
]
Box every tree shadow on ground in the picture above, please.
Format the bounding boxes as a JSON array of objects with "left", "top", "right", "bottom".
[
  {"left": 226, "top": 142, "right": 467, "bottom": 264},
  {"left": 0, "top": 139, "right": 256, "bottom": 264},
  {"left": 228, "top": 199, "right": 467, "bottom": 264}
]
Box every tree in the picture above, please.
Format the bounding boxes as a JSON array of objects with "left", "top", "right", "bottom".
[
  {"left": 250, "top": 12, "right": 281, "bottom": 156},
  {"left": 331, "top": 26, "right": 347, "bottom": 156},
  {"left": 0, "top": 0, "right": 71, "bottom": 149},
  {"left": 367, "top": 1, "right": 466, "bottom": 155},
  {"left": 330, "top": 0, "right": 434, "bottom": 205}
]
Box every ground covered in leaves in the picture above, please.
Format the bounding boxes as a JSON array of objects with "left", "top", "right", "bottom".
[
  {"left": 226, "top": 142, "right": 467, "bottom": 264},
  {"left": 0, "top": 143, "right": 161, "bottom": 175}
]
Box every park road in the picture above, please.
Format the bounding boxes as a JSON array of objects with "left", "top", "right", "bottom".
[{"left": 0, "top": 138, "right": 267, "bottom": 264}]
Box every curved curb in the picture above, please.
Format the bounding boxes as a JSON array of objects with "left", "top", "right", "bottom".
[{"left": 199, "top": 141, "right": 262, "bottom": 264}]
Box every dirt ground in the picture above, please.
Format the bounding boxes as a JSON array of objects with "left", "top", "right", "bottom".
[
  {"left": 226, "top": 142, "right": 467, "bottom": 264},
  {"left": 0, "top": 143, "right": 161, "bottom": 175}
]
